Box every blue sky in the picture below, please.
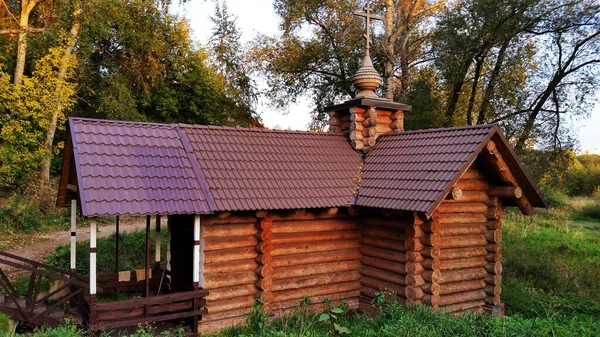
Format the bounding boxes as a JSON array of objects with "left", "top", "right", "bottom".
[{"left": 174, "top": 0, "right": 600, "bottom": 153}]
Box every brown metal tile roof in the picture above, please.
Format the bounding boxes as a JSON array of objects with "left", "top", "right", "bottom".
[
  {"left": 357, "top": 125, "right": 497, "bottom": 215},
  {"left": 181, "top": 125, "right": 361, "bottom": 211},
  {"left": 69, "top": 118, "right": 213, "bottom": 217}
]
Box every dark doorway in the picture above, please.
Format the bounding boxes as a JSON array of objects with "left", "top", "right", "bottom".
[{"left": 168, "top": 214, "right": 195, "bottom": 293}]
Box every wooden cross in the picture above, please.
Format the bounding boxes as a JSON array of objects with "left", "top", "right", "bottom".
[{"left": 354, "top": 2, "right": 382, "bottom": 55}]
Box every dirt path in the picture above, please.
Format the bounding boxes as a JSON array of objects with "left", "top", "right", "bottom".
[{"left": 2, "top": 220, "right": 147, "bottom": 265}]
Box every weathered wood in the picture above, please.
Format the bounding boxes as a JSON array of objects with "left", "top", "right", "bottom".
[
  {"left": 405, "top": 238, "right": 424, "bottom": 252},
  {"left": 405, "top": 286, "right": 425, "bottom": 300},
  {"left": 461, "top": 169, "right": 485, "bottom": 180},
  {"left": 204, "top": 271, "right": 257, "bottom": 288},
  {"left": 484, "top": 295, "right": 501, "bottom": 305},
  {"left": 270, "top": 209, "right": 348, "bottom": 221},
  {"left": 362, "top": 256, "right": 407, "bottom": 274},
  {"left": 256, "top": 265, "right": 273, "bottom": 278},
  {"left": 256, "top": 242, "right": 273, "bottom": 254},
  {"left": 485, "top": 220, "right": 502, "bottom": 230},
  {"left": 361, "top": 217, "right": 412, "bottom": 229},
  {"left": 485, "top": 243, "right": 502, "bottom": 253},
  {"left": 421, "top": 258, "right": 441, "bottom": 270},
  {"left": 271, "top": 239, "right": 360, "bottom": 256},
  {"left": 484, "top": 230, "right": 502, "bottom": 243},
  {"left": 439, "top": 224, "right": 487, "bottom": 237},
  {"left": 445, "top": 187, "right": 463, "bottom": 200},
  {"left": 406, "top": 251, "right": 424, "bottom": 263},
  {"left": 389, "top": 110, "right": 403, "bottom": 119},
  {"left": 421, "top": 247, "right": 441, "bottom": 259},
  {"left": 439, "top": 268, "right": 487, "bottom": 284},
  {"left": 217, "top": 212, "right": 231, "bottom": 220},
  {"left": 360, "top": 265, "right": 407, "bottom": 286},
  {"left": 350, "top": 113, "right": 365, "bottom": 122},
  {"left": 455, "top": 180, "right": 489, "bottom": 191},
  {"left": 405, "top": 262, "right": 425, "bottom": 275},
  {"left": 422, "top": 270, "right": 442, "bottom": 283},
  {"left": 273, "top": 260, "right": 361, "bottom": 280},
  {"left": 255, "top": 210, "right": 269, "bottom": 218},
  {"left": 438, "top": 257, "right": 487, "bottom": 270},
  {"left": 257, "top": 277, "right": 273, "bottom": 290},
  {"left": 423, "top": 282, "right": 441, "bottom": 295},
  {"left": 202, "top": 307, "right": 253, "bottom": 321},
  {"left": 488, "top": 186, "right": 522, "bottom": 199},
  {"left": 362, "top": 118, "right": 377, "bottom": 128},
  {"left": 484, "top": 273, "right": 502, "bottom": 285},
  {"left": 484, "top": 262, "right": 502, "bottom": 274},
  {"left": 360, "top": 245, "right": 407, "bottom": 263},
  {"left": 352, "top": 140, "right": 365, "bottom": 150},
  {"left": 485, "top": 284, "right": 501, "bottom": 296},
  {"left": 485, "top": 207, "right": 502, "bottom": 220},
  {"left": 208, "top": 295, "right": 255, "bottom": 314},
  {"left": 350, "top": 131, "right": 365, "bottom": 141},
  {"left": 425, "top": 290, "right": 486, "bottom": 306},
  {"left": 437, "top": 203, "right": 488, "bottom": 214},
  {"left": 351, "top": 122, "right": 365, "bottom": 132},
  {"left": 256, "top": 254, "right": 273, "bottom": 265},
  {"left": 258, "top": 217, "right": 273, "bottom": 230},
  {"left": 271, "top": 249, "right": 361, "bottom": 268},
  {"left": 204, "top": 236, "right": 258, "bottom": 251},
  {"left": 405, "top": 274, "right": 425, "bottom": 287},
  {"left": 421, "top": 220, "right": 441, "bottom": 233},
  {"left": 443, "top": 191, "right": 489, "bottom": 203},
  {"left": 360, "top": 226, "right": 405, "bottom": 241},
  {"left": 203, "top": 223, "right": 257, "bottom": 238},
  {"left": 362, "top": 136, "right": 377, "bottom": 147},
  {"left": 360, "top": 276, "right": 405, "bottom": 295},
  {"left": 439, "top": 213, "right": 488, "bottom": 224},
  {"left": 405, "top": 225, "right": 425, "bottom": 238},
  {"left": 438, "top": 235, "right": 488, "bottom": 249},
  {"left": 271, "top": 231, "right": 360, "bottom": 244},
  {"left": 485, "top": 252, "right": 502, "bottom": 263},
  {"left": 206, "top": 283, "right": 256, "bottom": 301},
  {"left": 204, "top": 260, "right": 258, "bottom": 275},
  {"left": 271, "top": 290, "right": 360, "bottom": 311},
  {"left": 272, "top": 281, "right": 360, "bottom": 303},
  {"left": 444, "top": 300, "right": 485, "bottom": 313},
  {"left": 272, "top": 270, "right": 359, "bottom": 292},
  {"left": 421, "top": 233, "right": 441, "bottom": 247},
  {"left": 390, "top": 120, "right": 403, "bottom": 130},
  {"left": 361, "top": 236, "right": 406, "bottom": 252},
  {"left": 438, "top": 279, "right": 486, "bottom": 295}
]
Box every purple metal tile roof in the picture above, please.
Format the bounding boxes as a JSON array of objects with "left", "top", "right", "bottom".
[
  {"left": 69, "top": 118, "right": 213, "bottom": 217},
  {"left": 181, "top": 125, "right": 361, "bottom": 211},
  {"left": 357, "top": 125, "right": 496, "bottom": 216}
]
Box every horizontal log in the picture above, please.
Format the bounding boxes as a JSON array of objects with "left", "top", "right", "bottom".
[
  {"left": 361, "top": 275, "right": 405, "bottom": 295},
  {"left": 485, "top": 243, "right": 501, "bottom": 253},
  {"left": 256, "top": 265, "right": 273, "bottom": 278},
  {"left": 360, "top": 245, "right": 406, "bottom": 263},
  {"left": 405, "top": 262, "right": 424, "bottom": 275},
  {"left": 362, "top": 118, "right": 377, "bottom": 128},
  {"left": 485, "top": 262, "right": 502, "bottom": 274},
  {"left": 373, "top": 124, "right": 393, "bottom": 134},
  {"left": 204, "top": 247, "right": 257, "bottom": 263},
  {"left": 421, "top": 247, "right": 441, "bottom": 259},
  {"left": 256, "top": 242, "right": 273, "bottom": 254},
  {"left": 272, "top": 219, "right": 356, "bottom": 234},
  {"left": 257, "top": 277, "right": 272, "bottom": 290},
  {"left": 421, "top": 233, "right": 441, "bottom": 247},
  {"left": 406, "top": 251, "right": 424, "bottom": 263},
  {"left": 349, "top": 131, "right": 364, "bottom": 141},
  {"left": 206, "top": 283, "right": 256, "bottom": 301},
  {"left": 485, "top": 253, "right": 501, "bottom": 263},
  {"left": 204, "top": 259, "right": 258, "bottom": 275},
  {"left": 439, "top": 223, "right": 487, "bottom": 237},
  {"left": 405, "top": 286, "right": 424, "bottom": 300},
  {"left": 390, "top": 120, "right": 403, "bottom": 130},
  {"left": 484, "top": 295, "right": 501, "bottom": 306},
  {"left": 421, "top": 220, "right": 441, "bottom": 233},
  {"left": 485, "top": 220, "right": 502, "bottom": 230},
  {"left": 360, "top": 226, "right": 405, "bottom": 241},
  {"left": 350, "top": 113, "right": 365, "bottom": 122},
  {"left": 439, "top": 268, "right": 487, "bottom": 284},
  {"left": 425, "top": 290, "right": 486, "bottom": 306},
  {"left": 256, "top": 230, "right": 273, "bottom": 241},
  {"left": 361, "top": 217, "right": 412, "bottom": 228},
  {"left": 485, "top": 230, "right": 502, "bottom": 243},
  {"left": 437, "top": 202, "right": 489, "bottom": 214},
  {"left": 422, "top": 258, "right": 441, "bottom": 270},
  {"left": 405, "top": 238, "right": 424, "bottom": 252},
  {"left": 484, "top": 273, "right": 502, "bottom": 285},
  {"left": 350, "top": 122, "right": 365, "bottom": 132},
  {"left": 352, "top": 140, "right": 365, "bottom": 150},
  {"left": 443, "top": 300, "right": 484, "bottom": 313},
  {"left": 271, "top": 249, "right": 361, "bottom": 268},
  {"left": 329, "top": 126, "right": 342, "bottom": 133},
  {"left": 255, "top": 210, "right": 269, "bottom": 218},
  {"left": 256, "top": 254, "right": 272, "bottom": 265},
  {"left": 439, "top": 279, "right": 486, "bottom": 295},
  {"left": 439, "top": 247, "right": 487, "bottom": 260},
  {"left": 485, "top": 284, "right": 502, "bottom": 296},
  {"left": 272, "top": 281, "right": 360, "bottom": 303},
  {"left": 405, "top": 225, "right": 425, "bottom": 238},
  {"left": 204, "top": 214, "right": 257, "bottom": 225},
  {"left": 204, "top": 271, "right": 257, "bottom": 288},
  {"left": 204, "top": 236, "right": 258, "bottom": 251},
  {"left": 461, "top": 169, "right": 485, "bottom": 180},
  {"left": 439, "top": 213, "right": 488, "bottom": 224},
  {"left": 362, "top": 255, "right": 406, "bottom": 274},
  {"left": 488, "top": 186, "right": 522, "bottom": 199},
  {"left": 423, "top": 282, "right": 441, "bottom": 295},
  {"left": 272, "top": 270, "right": 359, "bottom": 292},
  {"left": 273, "top": 260, "right": 361, "bottom": 280},
  {"left": 202, "top": 307, "right": 253, "bottom": 322},
  {"left": 270, "top": 209, "right": 349, "bottom": 221},
  {"left": 271, "top": 290, "right": 360, "bottom": 312},
  {"left": 272, "top": 231, "right": 359, "bottom": 244},
  {"left": 405, "top": 274, "right": 425, "bottom": 287},
  {"left": 422, "top": 270, "right": 441, "bottom": 283},
  {"left": 443, "top": 191, "right": 489, "bottom": 203},
  {"left": 486, "top": 207, "right": 502, "bottom": 220},
  {"left": 389, "top": 111, "right": 403, "bottom": 120},
  {"left": 271, "top": 239, "right": 360, "bottom": 256},
  {"left": 446, "top": 187, "right": 463, "bottom": 201},
  {"left": 455, "top": 179, "right": 490, "bottom": 192},
  {"left": 438, "top": 235, "right": 488, "bottom": 249},
  {"left": 204, "top": 223, "right": 257, "bottom": 238},
  {"left": 439, "top": 257, "right": 487, "bottom": 270},
  {"left": 361, "top": 235, "right": 406, "bottom": 252},
  {"left": 362, "top": 127, "right": 377, "bottom": 138},
  {"left": 258, "top": 217, "right": 272, "bottom": 230},
  {"left": 360, "top": 265, "right": 407, "bottom": 286},
  {"left": 207, "top": 295, "right": 255, "bottom": 314}
]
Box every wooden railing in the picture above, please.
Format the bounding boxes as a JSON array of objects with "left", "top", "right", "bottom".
[
  {"left": 0, "top": 251, "right": 95, "bottom": 327},
  {"left": 91, "top": 289, "right": 208, "bottom": 332}
]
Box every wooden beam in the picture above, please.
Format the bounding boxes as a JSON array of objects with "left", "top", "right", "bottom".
[
  {"left": 115, "top": 216, "right": 120, "bottom": 300},
  {"left": 484, "top": 141, "right": 533, "bottom": 214},
  {"left": 155, "top": 215, "right": 161, "bottom": 271},
  {"left": 90, "top": 218, "right": 97, "bottom": 295},
  {"left": 193, "top": 215, "right": 201, "bottom": 288},
  {"left": 70, "top": 199, "right": 77, "bottom": 273},
  {"left": 445, "top": 187, "right": 463, "bottom": 200},
  {"left": 487, "top": 186, "right": 522, "bottom": 199}
]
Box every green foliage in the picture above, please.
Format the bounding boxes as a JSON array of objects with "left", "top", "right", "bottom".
[
  {"left": 0, "top": 195, "right": 68, "bottom": 234},
  {"left": 540, "top": 187, "right": 570, "bottom": 207},
  {"left": 565, "top": 155, "right": 600, "bottom": 196},
  {"left": 579, "top": 201, "right": 600, "bottom": 220},
  {"left": 18, "top": 319, "right": 84, "bottom": 337}
]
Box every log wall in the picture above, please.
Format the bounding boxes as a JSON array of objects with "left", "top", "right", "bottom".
[
  {"left": 200, "top": 212, "right": 260, "bottom": 332},
  {"left": 358, "top": 211, "right": 414, "bottom": 314}
]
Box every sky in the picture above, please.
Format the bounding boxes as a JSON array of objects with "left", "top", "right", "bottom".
[{"left": 173, "top": 0, "right": 600, "bottom": 154}]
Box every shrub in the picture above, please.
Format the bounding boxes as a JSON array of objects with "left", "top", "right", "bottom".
[
  {"left": 540, "top": 187, "right": 569, "bottom": 207},
  {"left": 579, "top": 201, "right": 600, "bottom": 220}
]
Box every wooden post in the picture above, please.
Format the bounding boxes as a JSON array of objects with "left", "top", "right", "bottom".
[
  {"left": 145, "top": 215, "right": 150, "bottom": 318},
  {"left": 155, "top": 215, "right": 161, "bottom": 272},
  {"left": 70, "top": 199, "right": 77, "bottom": 273},
  {"left": 90, "top": 217, "right": 97, "bottom": 329},
  {"left": 166, "top": 220, "right": 171, "bottom": 288},
  {"left": 193, "top": 214, "right": 201, "bottom": 334},
  {"left": 114, "top": 216, "right": 119, "bottom": 300}
]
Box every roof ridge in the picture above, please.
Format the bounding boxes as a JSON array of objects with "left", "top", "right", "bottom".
[
  {"left": 70, "top": 117, "right": 174, "bottom": 128},
  {"left": 380, "top": 124, "right": 498, "bottom": 138},
  {"left": 178, "top": 123, "right": 346, "bottom": 136}
]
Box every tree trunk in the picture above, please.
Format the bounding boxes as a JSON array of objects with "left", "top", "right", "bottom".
[
  {"left": 477, "top": 40, "right": 509, "bottom": 124},
  {"left": 466, "top": 46, "right": 489, "bottom": 125},
  {"left": 398, "top": 32, "right": 410, "bottom": 102},
  {"left": 384, "top": 0, "right": 395, "bottom": 100},
  {"left": 39, "top": 13, "right": 80, "bottom": 181},
  {"left": 13, "top": 0, "right": 41, "bottom": 85},
  {"left": 444, "top": 58, "right": 473, "bottom": 127}
]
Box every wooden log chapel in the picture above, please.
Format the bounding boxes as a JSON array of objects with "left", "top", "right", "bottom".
[{"left": 52, "top": 4, "right": 546, "bottom": 334}]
